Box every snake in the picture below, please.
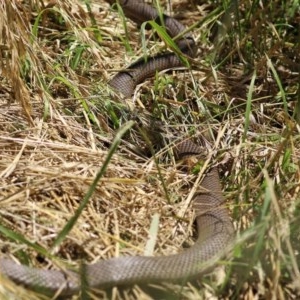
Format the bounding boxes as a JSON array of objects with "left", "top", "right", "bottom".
[{"left": 0, "top": 0, "right": 234, "bottom": 297}]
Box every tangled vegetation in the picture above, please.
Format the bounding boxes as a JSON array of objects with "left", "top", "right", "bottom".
[{"left": 0, "top": 0, "right": 299, "bottom": 299}]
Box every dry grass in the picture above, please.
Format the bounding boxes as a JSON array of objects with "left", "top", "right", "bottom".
[{"left": 0, "top": 0, "right": 300, "bottom": 299}]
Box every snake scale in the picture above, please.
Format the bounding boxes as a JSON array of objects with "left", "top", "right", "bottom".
[{"left": 0, "top": 0, "right": 234, "bottom": 297}]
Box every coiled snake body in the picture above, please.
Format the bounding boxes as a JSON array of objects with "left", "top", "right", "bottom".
[{"left": 0, "top": 0, "right": 234, "bottom": 297}]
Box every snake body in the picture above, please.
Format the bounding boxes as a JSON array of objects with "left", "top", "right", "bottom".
[
  {"left": 107, "top": 0, "right": 196, "bottom": 97},
  {"left": 0, "top": 1, "right": 234, "bottom": 297}
]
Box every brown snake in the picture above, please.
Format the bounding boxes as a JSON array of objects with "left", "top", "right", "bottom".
[{"left": 0, "top": 0, "right": 234, "bottom": 297}]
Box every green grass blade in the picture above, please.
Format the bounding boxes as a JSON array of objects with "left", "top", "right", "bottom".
[
  {"left": 52, "top": 120, "right": 135, "bottom": 248},
  {"left": 144, "top": 213, "right": 160, "bottom": 256},
  {"left": 0, "top": 224, "right": 49, "bottom": 257},
  {"left": 145, "top": 20, "right": 189, "bottom": 67},
  {"left": 114, "top": 2, "right": 132, "bottom": 53},
  {"left": 266, "top": 55, "right": 288, "bottom": 113},
  {"left": 243, "top": 70, "right": 256, "bottom": 142}
]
